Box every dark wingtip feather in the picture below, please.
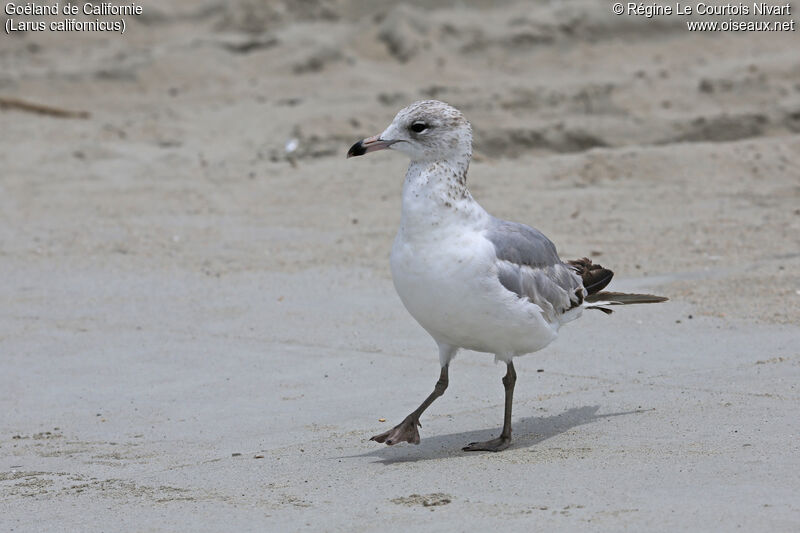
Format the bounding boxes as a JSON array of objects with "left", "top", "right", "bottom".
[
  {"left": 585, "top": 291, "right": 669, "bottom": 304},
  {"left": 567, "top": 257, "right": 613, "bottom": 295}
]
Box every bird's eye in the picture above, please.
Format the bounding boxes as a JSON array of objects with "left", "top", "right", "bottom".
[{"left": 410, "top": 122, "right": 429, "bottom": 133}]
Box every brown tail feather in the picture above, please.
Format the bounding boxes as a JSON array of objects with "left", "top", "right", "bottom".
[{"left": 567, "top": 257, "right": 613, "bottom": 295}]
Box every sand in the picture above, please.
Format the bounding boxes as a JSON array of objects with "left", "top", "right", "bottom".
[{"left": 1, "top": 0, "right": 799, "bottom": 531}]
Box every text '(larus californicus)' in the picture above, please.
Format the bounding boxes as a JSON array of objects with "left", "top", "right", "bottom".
[{"left": 347, "top": 100, "right": 667, "bottom": 452}]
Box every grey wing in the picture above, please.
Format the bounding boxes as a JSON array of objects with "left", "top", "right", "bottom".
[
  {"left": 485, "top": 217, "right": 560, "bottom": 268},
  {"left": 486, "top": 217, "right": 585, "bottom": 322}
]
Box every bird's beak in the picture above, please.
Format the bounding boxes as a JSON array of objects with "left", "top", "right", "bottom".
[{"left": 346, "top": 135, "right": 397, "bottom": 158}]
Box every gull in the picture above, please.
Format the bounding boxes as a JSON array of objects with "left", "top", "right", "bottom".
[{"left": 347, "top": 100, "right": 666, "bottom": 452}]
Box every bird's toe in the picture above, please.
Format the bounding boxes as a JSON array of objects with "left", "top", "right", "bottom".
[
  {"left": 462, "top": 436, "right": 511, "bottom": 452},
  {"left": 370, "top": 417, "right": 420, "bottom": 446}
]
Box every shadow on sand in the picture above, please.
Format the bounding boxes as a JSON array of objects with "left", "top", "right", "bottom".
[{"left": 344, "top": 405, "right": 651, "bottom": 464}]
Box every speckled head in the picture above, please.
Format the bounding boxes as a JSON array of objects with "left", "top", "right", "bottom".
[{"left": 347, "top": 100, "right": 472, "bottom": 164}]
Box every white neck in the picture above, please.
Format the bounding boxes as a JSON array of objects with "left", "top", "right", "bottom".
[{"left": 398, "top": 157, "right": 487, "bottom": 242}]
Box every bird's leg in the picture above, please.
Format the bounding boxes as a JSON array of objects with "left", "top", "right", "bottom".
[
  {"left": 370, "top": 365, "right": 449, "bottom": 446},
  {"left": 463, "top": 361, "right": 516, "bottom": 452}
]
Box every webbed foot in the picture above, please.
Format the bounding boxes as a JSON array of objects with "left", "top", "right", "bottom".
[
  {"left": 462, "top": 436, "right": 511, "bottom": 452},
  {"left": 370, "top": 416, "right": 421, "bottom": 445}
]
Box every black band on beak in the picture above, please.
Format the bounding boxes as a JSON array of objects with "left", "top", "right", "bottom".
[
  {"left": 347, "top": 140, "right": 367, "bottom": 158},
  {"left": 346, "top": 136, "right": 397, "bottom": 158}
]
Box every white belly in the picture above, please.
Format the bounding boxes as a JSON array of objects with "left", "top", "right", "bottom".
[{"left": 390, "top": 228, "right": 558, "bottom": 358}]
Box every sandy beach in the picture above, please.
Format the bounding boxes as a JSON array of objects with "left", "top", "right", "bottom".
[{"left": 1, "top": 1, "right": 799, "bottom": 531}]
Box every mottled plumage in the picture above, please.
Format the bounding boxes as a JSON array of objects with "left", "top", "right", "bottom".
[{"left": 347, "top": 100, "right": 666, "bottom": 452}]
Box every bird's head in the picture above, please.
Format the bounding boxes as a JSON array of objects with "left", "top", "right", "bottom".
[{"left": 347, "top": 100, "right": 472, "bottom": 164}]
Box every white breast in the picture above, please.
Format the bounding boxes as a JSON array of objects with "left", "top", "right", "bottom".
[{"left": 390, "top": 182, "right": 559, "bottom": 358}]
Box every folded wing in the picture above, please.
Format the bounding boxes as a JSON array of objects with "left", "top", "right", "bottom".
[{"left": 486, "top": 218, "right": 585, "bottom": 323}]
